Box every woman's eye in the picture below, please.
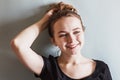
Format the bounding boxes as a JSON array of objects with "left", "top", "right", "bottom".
[
  {"left": 59, "top": 34, "right": 67, "bottom": 37},
  {"left": 74, "top": 31, "right": 80, "bottom": 34}
]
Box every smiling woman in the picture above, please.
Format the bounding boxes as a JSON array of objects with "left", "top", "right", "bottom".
[
  {"left": 10, "top": 2, "right": 112, "bottom": 80},
  {"left": 52, "top": 17, "right": 84, "bottom": 56}
]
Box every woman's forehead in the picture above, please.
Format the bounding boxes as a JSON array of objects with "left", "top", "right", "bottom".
[{"left": 53, "top": 16, "right": 82, "bottom": 29}]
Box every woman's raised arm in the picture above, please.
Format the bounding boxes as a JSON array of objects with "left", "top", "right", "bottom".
[{"left": 10, "top": 9, "right": 54, "bottom": 75}]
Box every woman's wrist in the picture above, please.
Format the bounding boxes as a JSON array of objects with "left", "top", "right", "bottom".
[
  {"left": 35, "top": 9, "right": 54, "bottom": 32},
  {"left": 33, "top": 19, "right": 43, "bottom": 32}
]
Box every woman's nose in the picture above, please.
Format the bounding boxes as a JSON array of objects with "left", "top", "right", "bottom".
[{"left": 67, "top": 34, "right": 75, "bottom": 43}]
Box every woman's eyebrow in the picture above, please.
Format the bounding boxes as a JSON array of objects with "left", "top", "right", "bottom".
[
  {"left": 58, "top": 28, "right": 81, "bottom": 34},
  {"left": 58, "top": 31, "right": 66, "bottom": 34},
  {"left": 73, "top": 27, "right": 81, "bottom": 31}
]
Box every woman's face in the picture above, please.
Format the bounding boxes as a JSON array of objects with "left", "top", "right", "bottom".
[{"left": 52, "top": 16, "right": 84, "bottom": 56}]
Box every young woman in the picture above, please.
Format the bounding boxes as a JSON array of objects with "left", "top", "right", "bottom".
[{"left": 11, "top": 2, "right": 112, "bottom": 80}]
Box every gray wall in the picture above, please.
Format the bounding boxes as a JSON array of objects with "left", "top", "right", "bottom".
[{"left": 0, "top": 0, "right": 120, "bottom": 80}]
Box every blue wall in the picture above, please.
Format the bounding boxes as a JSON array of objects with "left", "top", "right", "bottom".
[{"left": 0, "top": 0, "right": 119, "bottom": 80}]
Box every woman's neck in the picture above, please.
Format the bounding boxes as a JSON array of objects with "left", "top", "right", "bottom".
[{"left": 58, "top": 53, "right": 89, "bottom": 65}]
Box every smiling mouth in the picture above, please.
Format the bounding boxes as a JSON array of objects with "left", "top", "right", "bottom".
[{"left": 66, "top": 44, "right": 79, "bottom": 49}]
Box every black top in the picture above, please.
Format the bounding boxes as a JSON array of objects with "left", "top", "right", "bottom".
[{"left": 35, "top": 55, "right": 112, "bottom": 80}]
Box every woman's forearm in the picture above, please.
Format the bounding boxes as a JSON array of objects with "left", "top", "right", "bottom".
[
  {"left": 11, "top": 8, "right": 53, "bottom": 48},
  {"left": 11, "top": 21, "right": 43, "bottom": 48}
]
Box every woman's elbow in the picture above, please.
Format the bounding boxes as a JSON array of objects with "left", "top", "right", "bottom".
[
  {"left": 10, "top": 38, "right": 18, "bottom": 50},
  {"left": 10, "top": 38, "right": 22, "bottom": 52}
]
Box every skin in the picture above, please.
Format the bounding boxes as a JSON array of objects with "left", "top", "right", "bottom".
[
  {"left": 53, "top": 16, "right": 84, "bottom": 56},
  {"left": 52, "top": 16, "right": 96, "bottom": 79},
  {"left": 11, "top": 9, "right": 96, "bottom": 79}
]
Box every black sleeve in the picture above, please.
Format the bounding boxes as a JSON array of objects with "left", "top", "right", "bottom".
[
  {"left": 34, "top": 56, "right": 54, "bottom": 80},
  {"left": 104, "top": 64, "right": 112, "bottom": 80},
  {"left": 95, "top": 60, "right": 112, "bottom": 80}
]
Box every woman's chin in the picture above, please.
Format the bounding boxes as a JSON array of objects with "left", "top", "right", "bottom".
[{"left": 67, "top": 46, "right": 81, "bottom": 55}]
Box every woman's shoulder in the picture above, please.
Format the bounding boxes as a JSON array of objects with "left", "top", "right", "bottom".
[
  {"left": 90, "top": 59, "right": 112, "bottom": 80},
  {"left": 41, "top": 55, "right": 58, "bottom": 65},
  {"left": 41, "top": 55, "right": 56, "bottom": 60},
  {"left": 93, "top": 59, "right": 110, "bottom": 74},
  {"left": 94, "top": 59, "right": 108, "bottom": 68}
]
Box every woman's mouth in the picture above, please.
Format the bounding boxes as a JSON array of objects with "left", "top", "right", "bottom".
[{"left": 66, "top": 44, "right": 79, "bottom": 49}]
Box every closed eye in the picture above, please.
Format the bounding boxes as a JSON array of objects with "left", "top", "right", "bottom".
[
  {"left": 58, "top": 33, "right": 68, "bottom": 37},
  {"left": 73, "top": 31, "right": 81, "bottom": 34}
]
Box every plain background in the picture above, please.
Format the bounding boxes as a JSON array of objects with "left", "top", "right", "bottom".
[{"left": 0, "top": 0, "right": 120, "bottom": 80}]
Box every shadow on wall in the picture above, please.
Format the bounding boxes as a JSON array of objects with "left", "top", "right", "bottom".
[
  {"left": 0, "top": 52, "right": 37, "bottom": 80},
  {"left": 0, "top": 3, "right": 59, "bottom": 56},
  {"left": 0, "top": 4, "right": 58, "bottom": 80}
]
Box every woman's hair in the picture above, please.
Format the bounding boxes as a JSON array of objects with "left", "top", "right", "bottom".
[{"left": 47, "top": 2, "right": 85, "bottom": 38}]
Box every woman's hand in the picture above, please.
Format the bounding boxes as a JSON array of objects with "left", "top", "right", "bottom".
[
  {"left": 42, "top": 9, "right": 54, "bottom": 22},
  {"left": 37, "top": 9, "right": 55, "bottom": 32}
]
